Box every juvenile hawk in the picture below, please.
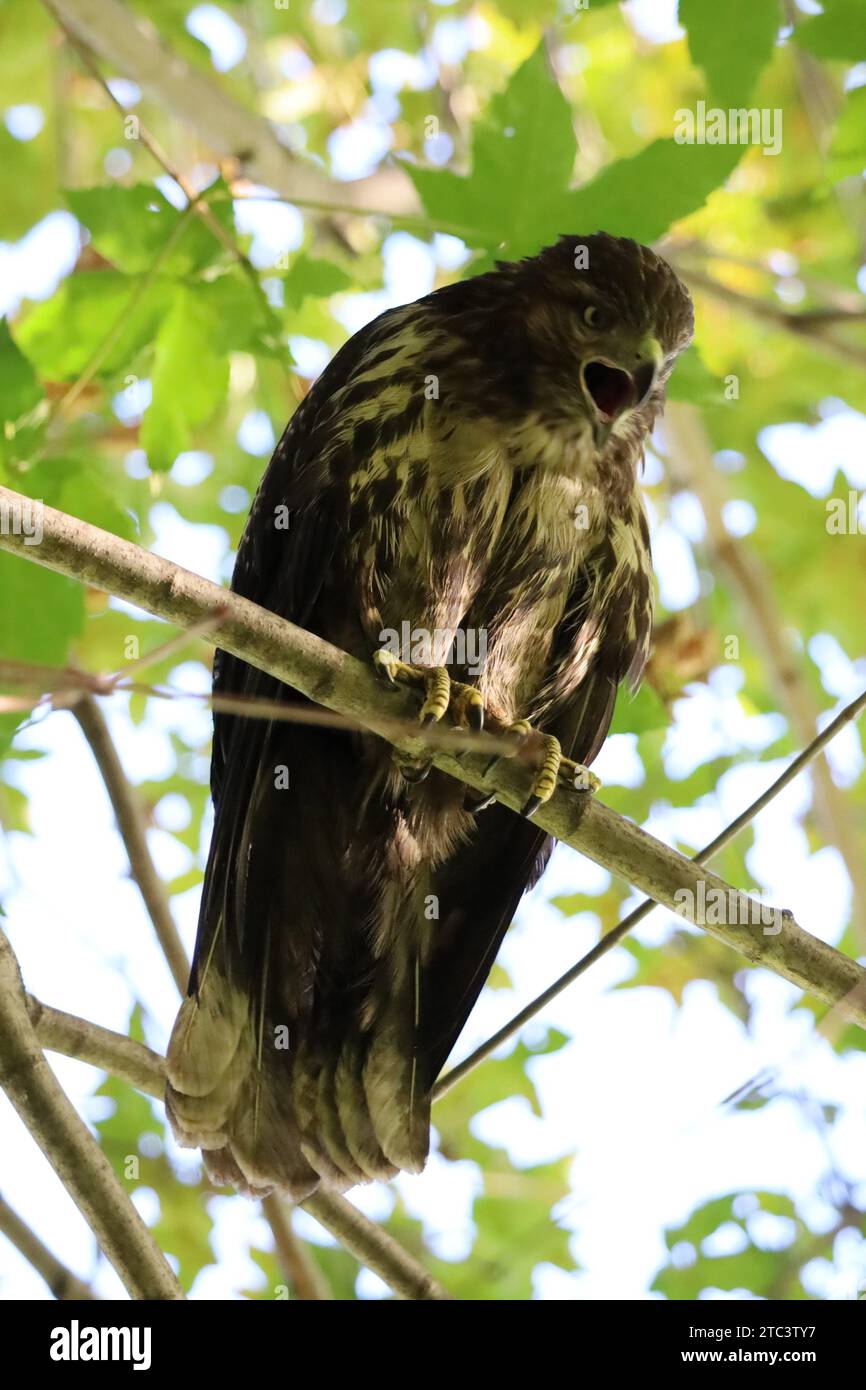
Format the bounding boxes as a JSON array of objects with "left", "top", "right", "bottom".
[{"left": 166, "top": 233, "right": 694, "bottom": 1198}]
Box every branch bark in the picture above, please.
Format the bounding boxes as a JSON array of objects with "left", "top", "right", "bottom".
[
  {"left": 664, "top": 403, "right": 866, "bottom": 950},
  {"left": 72, "top": 695, "right": 189, "bottom": 994},
  {"left": 0, "top": 1193, "right": 96, "bottom": 1299},
  {"left": 43, "top": 0, "right": 418, "bottom": 218},
  {"left": 670, "top": 265, "right": 866, "bottom": 372},
  {"left": 0, "top": 925, "right": 184, "bottom": 1299},
  {"left": 260, "top": 1195, "right": 332, "bottom": 1301},
  {"left": 1, "top": 486, "right": 864, "bottom": 1025}
]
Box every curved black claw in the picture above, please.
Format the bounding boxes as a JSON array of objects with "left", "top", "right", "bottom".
[
  {"left": 522, "top": 793, "right": 543, "bottom": 819},
  {"left": 400, "top": 760, "right": 431, "bottom": 784}
]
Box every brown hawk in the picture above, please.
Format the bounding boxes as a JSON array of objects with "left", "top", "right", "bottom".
[{"left": 165, "top": 233, "right": 694, "bottom": 1198}]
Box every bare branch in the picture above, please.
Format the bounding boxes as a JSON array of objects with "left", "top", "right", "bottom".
[
  {"left": 670, "top": 265, "right": 866, "bottom": 371},
  {"left": 302, "top": 1191, "right": 452, "bottom": 1301},
  {"left": 664, "top": 403, "right": 866, "bottom": 949},
  {"left": 71, "top": 696, "right": 190, "bottom": 994},
  {"left": 1, "top": 487, "right": 864, "bottom": 1024},
  {"left": 28, "top": 993, "right": 166, "bottom": 1097},
  {"left": 0, "top": 926, "right": 184, "bottom": 1299},
  {"left": 0, "top": 1193, "right": 96, "bottom": 1300},
  {"left": 43, "top": 0, "right": 418, "bottom": 218},
  {"left": 260, "top": 1195, "right": 332, "bottom": 1301}
]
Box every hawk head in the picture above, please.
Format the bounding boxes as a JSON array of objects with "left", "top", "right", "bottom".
[{"left": 511, "top": 232, "right": 694, "bottom": 449}]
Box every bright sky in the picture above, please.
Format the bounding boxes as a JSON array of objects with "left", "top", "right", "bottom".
[{"left": 2, "top": 1, "right": 866, "bottom": 1303}]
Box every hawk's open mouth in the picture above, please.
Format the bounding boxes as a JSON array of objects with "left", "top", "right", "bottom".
[{"left": 582, "top": 360, "right": 636, "bottom": 421}]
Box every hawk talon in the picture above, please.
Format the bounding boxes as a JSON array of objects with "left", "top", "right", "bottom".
[
  {"left": 520, "top": 733, "right": 562, "bottom": 819},
  {"left": 372, "top": 649, "right": 460, "bottom": 786},
  {"left": 420, "top": 666, "right": 451, "bottom": 726},
  {"left": 395, "top": 754, "right": 431, "bottom": 784},
  {"left": 479, "top": 722, "right": 599, "bottom": 819},
  {"left": 449, "top": 683, "right": 485, "bottom": 733},
  {"left": 559, "top": 757, "right": 602, "bottom": 796}
]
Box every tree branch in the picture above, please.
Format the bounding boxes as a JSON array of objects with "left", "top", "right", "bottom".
[
  {"left": 0, "top": 925, "right": 184, "bottom": 1299},
  {"left": 1, "top": 486, "right": 864, "bottom": 1025},
  {"left": 0, "top": 1193, "right": 96, "bottom": 1300},
  {"left": 260, "top": 1195, "right": 332, "bottom": 1301},
  {"left": 664, "top": 403, "right": 866, "bottom": 950},
  {"left": 302, "top": 1191, "right": 452, "bottom": 1301},
  {"left": 43, "top": 0, "right": 418, "bottom": 218},
  {"left": 670, "top": 265, "right": 866, "bottom": 371},
  {"left": 72, "top": 695, "right": 189, "bottom": 994}
]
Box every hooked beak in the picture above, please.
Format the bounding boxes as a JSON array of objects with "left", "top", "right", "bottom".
[{"left": 580, "top": 336, "right": 662, "bottom": 450}]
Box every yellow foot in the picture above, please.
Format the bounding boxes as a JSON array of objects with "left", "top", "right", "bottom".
[
  {"left": 483, "top": 720, "right": 601, "bottom": 818},
  {"left": 374, "top": 649, "right": 485, "bottom": 784}
]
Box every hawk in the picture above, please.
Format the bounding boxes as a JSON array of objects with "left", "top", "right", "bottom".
[{"left": 166, "top": 233, "right": 694, "bottom": 1199}]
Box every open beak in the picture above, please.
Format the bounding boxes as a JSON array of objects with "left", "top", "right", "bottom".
[{"left": 580, "top": 336, "right": 662, "bottom": 450}]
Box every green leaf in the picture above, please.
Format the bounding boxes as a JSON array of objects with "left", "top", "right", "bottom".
[
  {"left": 280, "top": 254, "right": 353, "bottom": 310},
  {"left": 141, "top": 286, "right": 229, "bottom": 470},
  {"left": 666, "top": 342, "right": 728, "bottom": 405},
  {"left": 679, "top": 0, "right": 781, "bottom": 106},
  {"left": 0, "top": 320, "right": 43, "bottom": 425},
  {"left": 410, "top": 40, "right": 743, "bottom": 254},
  {"left": 609, "top": 681, "right": 668, "bottom": 737},
  {"left": 559, "top": 140, "right": 744, "bottom": 244},
  {"left": 827, "top": 86, "right": 866, "bottom": 180},
  {"left": 0, "top": 550, "right": 84, "bottom": 667},
  {"left": 18, "top": 272, "right": 170, "bottom": 381},
  {"left": 408, "top": 45, "right": 578, "bottom": 256},
  {"left": 66, "top": 182, "right": 236, "bottom": 275},
  {"left": 793, "top": 0, "right": 866, "bottom": 61},
  {"left": 195, "top": 271, "right": 291, "bottom": 362}
]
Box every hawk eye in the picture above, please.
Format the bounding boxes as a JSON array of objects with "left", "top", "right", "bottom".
[{"left": 583, "top": 304, "right": 604, "bottom": 329}]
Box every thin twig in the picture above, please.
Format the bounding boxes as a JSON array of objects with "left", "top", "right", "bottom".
[
  {"left": 52, "top": 20, "right": 285, "bottom": 344},
  {"left": 0, "top": 654, "right": 513, "bottom": 757},
  {"left": 42, "top": 0, "right": 418, "bottom": 218},
  {"left": 665, "top": 402, "right": 866, "bottom": 948},
  {"left": 0, "top": 1193, "right": 97, "bottom": 1299},
  {"left": 0, "top": 926, "right": 184, "bottom": 1299},
  {"left": 260, "top": 1195, "right": 332, "bottom": 1301},
  {"left": 71, "top": 695, "right": 189, "bottom": 994},
  {"left": 671, "top": 265, "right": 866, "bottom": 371}
]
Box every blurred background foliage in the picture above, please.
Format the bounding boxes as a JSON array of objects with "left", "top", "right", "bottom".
[{"left": 1, "top": 0, "right": 866, "bottom": 1300}]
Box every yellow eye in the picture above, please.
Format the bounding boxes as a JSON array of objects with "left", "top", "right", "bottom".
[{"left": 583, "top": 304, "right": 604, "bottom": 328}]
